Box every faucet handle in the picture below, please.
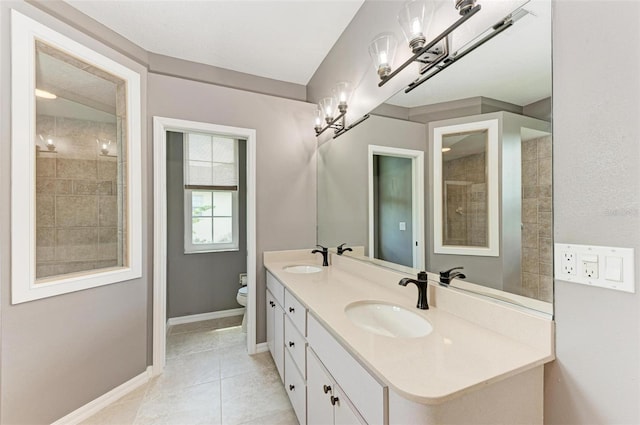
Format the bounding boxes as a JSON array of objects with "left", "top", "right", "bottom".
[
  {"left": 417, "top": 271, "right": 428, "bottom": 281},
  {"left": 316, "top": 244, "right": 328, "bottom": 252}
]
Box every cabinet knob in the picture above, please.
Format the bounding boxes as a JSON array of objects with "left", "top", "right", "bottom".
[
  {"left": 289, "top": 384, "right": 295, "bottom": 391},
  {"left": 289, "top": 307, "right": 295, "bottom": 313},
  {"left": 288, "top": 341, "right": 295, "bottom": 347},
  {"left": 330, "top": 396, "right": 339, "bottom": 406},
  {"left": 269, "top": 301, "right": 275, "bottom": 307},
  {"left": 323, "top": 384, "right": 332, "bottom": 394}
]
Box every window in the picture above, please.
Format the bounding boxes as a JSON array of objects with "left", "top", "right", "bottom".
[{"left": 184, "top": 133, "right": 239, "bottom": 252}]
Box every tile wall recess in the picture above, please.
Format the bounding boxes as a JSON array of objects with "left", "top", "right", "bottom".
[
  {"left": 35, "top": 115, "right": 123, "bottom": 280},
  {"left": 521, "top": 135, "right": 553, "bottom": 302}
]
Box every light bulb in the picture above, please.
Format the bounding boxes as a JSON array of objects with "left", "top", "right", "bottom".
[
  {"left": 46, "top": 138, "right": 54, "bottom": 146},
  {"left": 369, "top": 33, "right": 397, "bottom": 80},
  {"left": 319, "top": 97, "right": 336, "bottom": 123},
  {"left": 35, "top": 88, "right": 57, "bottom": 99},
  {"left": 102, "top": 143, "right": 108, "bottom": 150}
]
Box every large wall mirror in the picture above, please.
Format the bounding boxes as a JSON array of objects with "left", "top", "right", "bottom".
[
  {"left": 317, "top": 0, "right": 552, "bottom": 314},
  {"left": 11, "top": 11, "right": 142, "bottom": 303}
]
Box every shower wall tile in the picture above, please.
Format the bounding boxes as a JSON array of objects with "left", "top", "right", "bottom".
[
  {"left": 56, "top": 196, "right": 99, "bottom": 227},
  {"left": 57, "top": 159, "right": 97, "bottom": 180},
  {"left": 98, "top": 160, "right": 117, "bottom": 180},
  {"left": 36, "top": 158, "right": 56, "bottom": 177},
  {"left": 99, "top": 196, "right": 118, "bottom": 227},
  {"left": 36, "top": 195, "right": 55, "bottom": 227}
]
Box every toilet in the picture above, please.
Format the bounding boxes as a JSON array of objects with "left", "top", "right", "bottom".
[{"left": 237, "top": 285, "right": 248, "bottom": 332}]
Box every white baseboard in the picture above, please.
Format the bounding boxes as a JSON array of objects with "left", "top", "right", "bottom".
[
  {"left": 52, "top": 366, "right": 152, "bottom": 425},
  {"left": 167, "top": 307, "right": 245, "bottom": 327},
  {"left": 255, "top": 342, "right": 269, "bottom": 353}
]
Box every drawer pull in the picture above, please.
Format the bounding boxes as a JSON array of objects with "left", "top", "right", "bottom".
[
  {"left": 289, "top": 384, "right": 295, "bottom": 391},
  {"left": 288, "top": 341, "right": 295, "bottom": 347},
  {"left": 330, "top": 396, "right": 339, "bottom": 406},
  {"left": 289, "top": 307, "right": 295, "bottom": 313},
  {"left": 323, "top": 385, "right": 332, "bottom": 394}
]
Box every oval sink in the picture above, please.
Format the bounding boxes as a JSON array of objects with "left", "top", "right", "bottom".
[
  {"left": 345, "top": 301, "right": 433, "bottom": 338},
  {"left": 283, "top": 265, "right": 322, "bottom": 274}
]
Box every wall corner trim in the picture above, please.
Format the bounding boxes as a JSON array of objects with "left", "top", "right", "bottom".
[{"left": 50, "top": 366, "right": 152, "bottom": 425}]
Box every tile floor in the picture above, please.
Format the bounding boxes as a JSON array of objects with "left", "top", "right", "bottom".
[{"left": 81, "top": 316, "right": 298, "bottom": 425}]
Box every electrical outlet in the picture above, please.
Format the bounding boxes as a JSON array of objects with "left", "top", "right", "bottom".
[
  {"left": 582, "top": 254, "right": 599, "bottom": 279},
  {"left": 562, "top": 251, "right": 577, "bottom": 275}
]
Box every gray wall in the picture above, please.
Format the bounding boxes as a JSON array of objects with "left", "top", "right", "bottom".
[
  {"left": 166, "top": 132, "right": 247, "bottom": 318},
  {"left": 312, "top": 1, "right": 640, "bottom": 422},
  {"left": 1, "top": 2, "right": 149, "bottom": 424},
  {"left": 546, "top": 1, "right": 640, "bottom": 424},
  {"left": 148, "top": 73, "right": 317, "bottom": 344},
  {"left": 317, "top": 115, "right": 426, "bottom": 251}
]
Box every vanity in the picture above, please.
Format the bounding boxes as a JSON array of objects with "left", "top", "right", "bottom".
[{"left": 264, "top": 249, "right": 554, "bottom": 425}]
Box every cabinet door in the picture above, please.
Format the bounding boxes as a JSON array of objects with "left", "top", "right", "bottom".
[
  {"left": 273, "top": 301, "right": 285, "bottom": 383},
  {"left": 266, "top": 290, "right": 275, "bottom": 357},
  {"left": 307, "top": 348, "right": 335, "bottom": 425},
  {"left": 333, "top": 386, "right": 365, "bottom": 425}
]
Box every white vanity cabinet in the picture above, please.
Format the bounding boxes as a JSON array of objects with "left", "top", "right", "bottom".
[
  {"left": 266, "top": 273, "right": 285, "bottom": 382},
  {"left": 307, "top": 347, "right": 365, "bottom": 425}
]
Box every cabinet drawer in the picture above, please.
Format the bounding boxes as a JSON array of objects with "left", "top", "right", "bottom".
[
  {"left": 285, "top": 349, "right": 306, "bottom": 425},
  {"left": 308, "top": 314, "right": 387, "bottom": 425},
  {"left": 285, "top": 315, "right": 307, "bottom": 378},
  {"left": 284, "top": 289, "right": 307, "bottom": 336},
  {"left": 266, "top": 272, "right": 285, "bottom": 306}
]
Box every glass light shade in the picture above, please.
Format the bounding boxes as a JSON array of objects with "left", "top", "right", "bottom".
[
  {"left": 398, "top": 0, "right": 435, "bottom": 52},
  {"left": 368, "top": 33, "right": 397, "bottom": 79},
  {"left": 319, "top": 97, "right": 337, "bottom": 122},
  {"left": 333, "top": 82, "right": 351, "bottom": 113},
  {"left": 314, "top": 108, "right": 323, "bottom": 130}
]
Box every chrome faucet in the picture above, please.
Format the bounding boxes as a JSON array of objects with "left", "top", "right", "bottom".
[
  {"left": 337, "top": 243, "right": 353, "bottom": 255},
  {"left": 312, "top": 245, "right": 329, "bottom": 266},
  {"left": 399, "top": 271, "right": 430, "bottom": 310},
  {"left": 439, "top": 266, "right": 466, "bottom": 286}
]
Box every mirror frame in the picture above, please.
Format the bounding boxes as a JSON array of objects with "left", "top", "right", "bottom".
[
  {"left": 10, "top": 10, "right": 142, "bottom": 304},
  {"left": 433, "top": 118, "right": 499, "bottom": 256}
]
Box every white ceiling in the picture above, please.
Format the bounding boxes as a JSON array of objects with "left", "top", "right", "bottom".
[
  {"left": 387, "top": 0, "right": 551, "bottom": 108},
  {"left": 66, "top": 0, "right": 364, "bottom": 85}
]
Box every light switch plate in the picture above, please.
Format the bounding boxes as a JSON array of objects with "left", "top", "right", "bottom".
[{"left": 554, "top": 244, "right": 635, "bottom": 293}]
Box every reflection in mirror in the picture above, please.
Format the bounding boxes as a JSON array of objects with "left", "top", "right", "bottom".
[
  {"left": 442, "top": 130, "right": 488, "bottom": 248},
  {"left": 317, "top": 0, "right": 552, "bottom": 313},
  {"left": 35, "top": 41, "right": 127, "bottom": 281}
]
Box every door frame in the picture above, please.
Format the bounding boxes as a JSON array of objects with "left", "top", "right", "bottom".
[
  {"left": 152, "top": 116, "right": 257, "bottom": 375},
  {"left": 367, "top": 145, "right": 425, "bottom": 270}
]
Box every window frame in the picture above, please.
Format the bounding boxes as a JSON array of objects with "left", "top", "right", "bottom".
[
  {"left": 183, "top": 133, "right": 240, "bottom": 254},
  {"left": 10, "top": 10, "right": 142, "bottom": 304}
]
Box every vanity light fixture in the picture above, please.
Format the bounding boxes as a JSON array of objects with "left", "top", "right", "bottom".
[
  {"left": 315, "top": 82, "right": 352, "bottom": 137},
  {"left": 37, "top": 134, "right": 56, "bottom": 152},
  {"left": 369, "top": 33, "right": 397, "bottom": 79},
  {"left": 372, "top": 0, "right": 481, "bottom": 88},
  {"left": 96, "top": 138, "right": 112, "bottom": 156}
]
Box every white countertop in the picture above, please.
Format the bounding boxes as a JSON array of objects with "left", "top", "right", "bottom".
[{"left": 264, "top": 250, "right": 555, "bottom": 405}]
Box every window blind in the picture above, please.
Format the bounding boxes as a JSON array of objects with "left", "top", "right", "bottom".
[{"left": 184, "top": 133, "right": 238, "bottom": 190}]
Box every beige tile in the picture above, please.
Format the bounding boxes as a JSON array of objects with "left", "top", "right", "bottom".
[
  {"left": 98, "top": 159, "right": 118, "bottom": 180},
  {"left": 522, "top": 224, "right": 538, "bottom": 249},
  {"left": 538, "top": 212, "right": 553, "bottom": 238},
  {"left": 537, "top": 136, "right": 552, "bottom": 158},
  {"left": 146, "top": 350, "right": 221, "bottom": 399},
  {"left": 99, "top": 227, "right": 118, "bottom": 244},
  {"left": 73, "top": 180, "right": 113, "bottom": 195},
  {"left": 135, "top": 380, "right": 221, "bottom": 425},
  {"left": 166, "top": 330, "right": 221, "bottom": 359},
  {"left": 36, "top": 195, "right": 55, "bottom": 227},
  {"left": 57, "top": 228, "right": 99, "bottom": 246},
  {"left": 36, "top": 157, "right": 56, "bottom": 177},
  {"left": 36, "top": 178, "right": 55, "bottom": 194},
  {"left": 521, "top": 139, "right": 537, "bottom": 161},
  {"left": 539, "top": 261, "right": 553, "bottom": 277},
  {"left": 99, "top": 196, "right": 118, "bottom": 227},
  {"left": 220, "top": 350, "right": 275, "bottom": 380},
  {"left": 79, "top": 399, "right": 141, "bottom": 425},
  {"left": 522, "top": 160, "right": 538, "bottom": 186},
  {"left": 539, "top": 185, "right": 552, "bottom": 198},
  {"left": 538, "top": 197, "right": 553, "bottom": 213},
  {"left": 57, "top": 158, "right": 97, "bottom": 180},
  {"left": 521, "top": 273, "right": 539, "bottom": 299},
  {"left": 522, "top": 199, "right": 538, "bottom": 224},
  {"left": 538, "top": 157, "right": 552, "bottom": 186},
  {"left": 170, "top": 316, "right": 243, "bottom": 335},
  {"left": 539, "top": 238, "right": 553, "bottom": 263},
  {"left": 221, "top": 366, "right": 290, "bottom": 425},
  {"left": 37, "top": 227, "right": 55, "bottom": 246},
  {"left": 522, "top": 185, "right": 537, "bottom": 199},
  {"left": 56, "top": 196, "right": 98, "bottom": 227},
  {"left": 237, "top": 407, "right": 298, "bottom": 425},
  {"left": 98, "top": 242, "right": 118, "bottom": 260},
  {"left": 539, "top": 277, "right": 553, "bottom": 302},
  {"left": 522, "top": 248, "right": 539, "bottom": 274}
]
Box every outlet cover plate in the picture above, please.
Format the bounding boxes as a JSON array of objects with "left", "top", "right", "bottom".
[{"left": 554, "top": 243, "right": 635, "bottom": 293}]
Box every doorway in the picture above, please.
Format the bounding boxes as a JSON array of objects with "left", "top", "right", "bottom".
[
  {"left": 152, "top": 117, "right": 257, "bottom": 376},
  {"left": 368, "top": 145, "right": 425, "bottom": 270}
]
